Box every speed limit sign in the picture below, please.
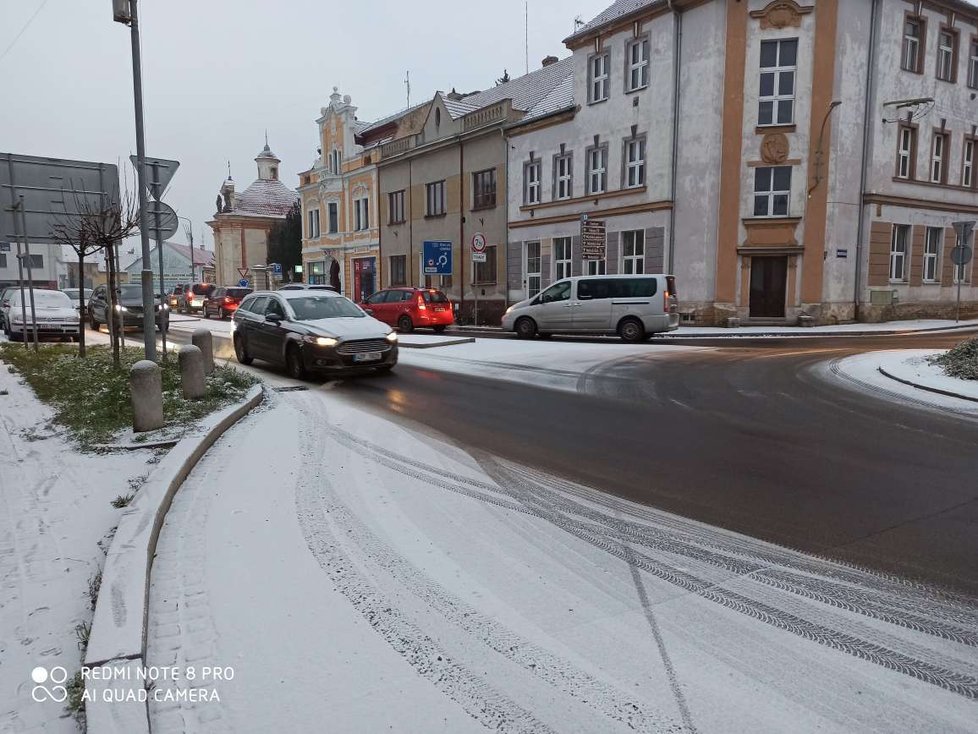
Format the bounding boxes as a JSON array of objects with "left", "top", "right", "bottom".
[{"left": 471, "top": 232, "right": 487, "bottom": 254}]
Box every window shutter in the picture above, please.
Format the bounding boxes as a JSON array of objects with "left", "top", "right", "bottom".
[
  {"left": 645, "top": 227, "right": 665, "bottom": 273},
  {"left": 606, "top": 232, "right": 619, "bottom": 274},
  {"left": 571, "top": 236, "right": 582, "bottom": 276},
  {"left": 942, "top": 228, "right": 956, "bottom": 285}
]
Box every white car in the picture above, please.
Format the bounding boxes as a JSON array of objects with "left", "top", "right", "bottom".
[{"left": 3, "top": 289, "right": 81, "bottom": 342}]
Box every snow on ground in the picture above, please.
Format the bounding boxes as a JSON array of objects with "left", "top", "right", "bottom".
[
  {"left": 666, "top": 318, "right": 978, "bottom": 336},
  {"left": 0, "top": 354, "right": 157, "bottom": 732},
  {"left": 828, "top": 349, "right": 978, "bottom": 419},
  {"left": 398, "top": 339, "right": 704, "bottom": 393},
  {"left": 145, "top": 387, "right": 978, "bottom": 734}
]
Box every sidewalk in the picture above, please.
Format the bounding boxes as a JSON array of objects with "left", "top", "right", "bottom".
[{"left": 0, "top": 356, "right": 156, "bottom": 733}]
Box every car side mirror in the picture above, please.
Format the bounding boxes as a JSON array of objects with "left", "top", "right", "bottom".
[{"left": 266, "top": 313, "right": 282, "bottom": 323}]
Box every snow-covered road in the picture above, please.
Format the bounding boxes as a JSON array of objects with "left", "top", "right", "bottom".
[{"left": 145, "top": 383, "right": 978, "bottom": 734}]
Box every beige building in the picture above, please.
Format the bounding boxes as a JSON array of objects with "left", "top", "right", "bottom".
[
  {"left": 208, "top": 142, "right": 298, "bottom": 287},
  {"left": 377, "top": 60, "right": 572, "bottom": 325},
  {"left": 298, "top": 89, "right": 427, "bottom": 301}
]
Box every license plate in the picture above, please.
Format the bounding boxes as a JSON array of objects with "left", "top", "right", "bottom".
[
  {"left": 353, "top": 352, "right": 382, "bottom": 363},
  {"left": 433, "top": 307, "right": 445, "bottom": 312}
]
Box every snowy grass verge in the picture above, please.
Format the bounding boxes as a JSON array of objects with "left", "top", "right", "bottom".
[
  {"left": 0, "top": 344, "right": 256, "bottom": 448},
  {"left": 930, "top": 336, "right": 978, "bottom": 381},
  {"left": 83, "top": 384, "right": 263, "bottom": 734}
]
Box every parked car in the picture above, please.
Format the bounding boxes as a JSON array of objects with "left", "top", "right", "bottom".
[
  {"left": 1, "top": 286, "right": 56, "bottom": 331},
  {"left": 360, "top": 287, "right": 454, "bottom": 333},
  {"left": 88, "top": 284, "right": 170, "bottom": 332},
  {"left": 501, "top": 274, "right": 680, "bottom": 342},
  {"left": 232, "top": 289, "right": 397, "bottom": 379},
  {"left": 168, "top": 283, "right": 190, "bottom": 309},
  {"left": 3, "top": 289, "right": 80, "bottom": 342},
  {"left": 179, "top": 283, "right": 215, "bottom": 314},
  {"left": 278, "top": 283, "right": 338, "bottom": 292},
  {"left": 202, "top": 286, "right": 252, "bottom": 319},
  {"left": 62, "top": 288, "right": 94, "bottom": 322}
]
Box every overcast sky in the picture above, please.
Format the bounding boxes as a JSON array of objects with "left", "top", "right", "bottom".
[{"left": 0, "top": 0, "right": 609, "bottom": 255}]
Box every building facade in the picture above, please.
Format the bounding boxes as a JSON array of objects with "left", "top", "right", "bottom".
[
  {"left": 506, "top": 0, "right": 978, "bottom": 325},
  {"left": 377, "top": 60, "right": 573, "bottom": 324},
  {"left": 123, "top": 242, "right": 214, "bottom": 292},
  {"left": 208, "top": 142, "right": 298, "bottom": 287}
]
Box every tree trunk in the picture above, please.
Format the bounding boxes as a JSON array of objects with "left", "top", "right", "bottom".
[
  {"left": 106, "top": 244, "right": 120, "bottom": 367},
  {"left": 78, "top": 252, "right": 87, "bottom": 358}
]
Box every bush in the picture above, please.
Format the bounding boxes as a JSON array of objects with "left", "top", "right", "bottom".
[{"left": 932, "top": 337, "right": 978, "bottom": 381}]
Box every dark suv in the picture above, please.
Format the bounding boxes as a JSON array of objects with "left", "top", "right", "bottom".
[
  {"left": 203, "top": 287, "right": 253, "bottom": 319},
  {"left": 88, "top": 284, "right": 169, "bottom": 332}
]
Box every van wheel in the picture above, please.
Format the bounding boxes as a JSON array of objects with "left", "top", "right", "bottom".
[
  {"left": 618, "top": 317, "right": 645, "bottom": 343},
  {"left": 514, "top": 317, "right": 537, "bottom": 339},
  {"left": 398, "top": 315, "right": 414, "bottom": 333}
]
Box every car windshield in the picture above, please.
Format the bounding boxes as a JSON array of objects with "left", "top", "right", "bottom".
[
  {"left": 289, "top": 295, "right": 364, "bottom": 320},
  {"left": 119, "top": 285, "right": 145, "bottom": 300},
  {"left": 15, "top": 290, "right": 72, "bottom": 308}
]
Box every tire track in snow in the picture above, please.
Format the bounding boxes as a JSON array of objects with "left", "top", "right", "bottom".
[{"left": 317, "top": 420, "right": 978, "bottom": 699}]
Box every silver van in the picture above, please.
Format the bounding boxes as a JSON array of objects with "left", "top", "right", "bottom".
[{"left": 501, "top": 274, "right": 679, "bottom": 342}]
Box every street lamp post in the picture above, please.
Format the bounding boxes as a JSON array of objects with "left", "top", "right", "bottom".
[{"left": 114, "top": 0, "right": 157, "bottom": 361}]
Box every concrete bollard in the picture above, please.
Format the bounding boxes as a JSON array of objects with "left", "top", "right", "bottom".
[
  {"left": 178, "top": 345, "right": 206, "bottom": 400},
  {"left": 191, "top": 329, "right": 215, "bottom": 374},
  {"left": 130, "top": 360, "right": 164, "bottom": 432}
]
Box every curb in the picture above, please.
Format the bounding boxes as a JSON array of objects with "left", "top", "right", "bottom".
[
  {"left": 657, "top": 323, "right": 978, "bottom": 339},
  {"left": 876, "top": 365, "right": 978, "bottom": 404},
  {"left": 399, "top": 336, "right": 475, "bottom": 349},
  {"left": 83, "top": 384, "right": 264, "bottom": 734}
]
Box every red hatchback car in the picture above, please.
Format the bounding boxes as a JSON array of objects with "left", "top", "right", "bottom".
[
  {"left": 202, "top": 286, "right": 253, "bottom": 319},
  {"left": 361, "top": 288, "right": 454, "bottom": 333}
]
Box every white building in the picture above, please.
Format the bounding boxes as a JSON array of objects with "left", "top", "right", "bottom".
[
  {"left": 507, "top": 0, "right": 978, "bottom": 325},
  {"left": 0, "top": 242, "right": 70, "bottom": 289}
]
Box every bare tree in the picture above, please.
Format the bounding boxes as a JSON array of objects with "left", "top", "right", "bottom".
[{"left": 50, "top": 186, "right": 141, "bottom": 364}]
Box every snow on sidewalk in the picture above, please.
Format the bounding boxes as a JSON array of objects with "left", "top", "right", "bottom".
[
  {"left": 145, "top": 388, "right": 977, "bottom": 733},
  {"left": 666, "top": 318, "right": 978, "bottom": 337},
  {"left": 0, "top": 357, "right": 157, "bottom": 733}
]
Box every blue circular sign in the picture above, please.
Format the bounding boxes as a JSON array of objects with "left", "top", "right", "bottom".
[{"left": 238, "top": 279, "right": 249, "bottom": 287}]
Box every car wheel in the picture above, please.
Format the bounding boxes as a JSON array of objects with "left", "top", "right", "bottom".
[
  {"left": 286, "top": 344, "right": 306, "bottom": 380},
  {"left": 219, "top": 307, "right": 227, "bottom": 320},
  {"left": 90, "top": 313, "right": 101, "bottom": 330},
  {"left": 514, "top": 316, "right": 537, "bottom": 339},
  {"left": 233, "top": 335, "right": 254, "bottom": 365},
  {"left": 618, "top": 317, "right": 645, "bottom": 343},
  {"left": 397, "top": 315, "right": 414, "bottom": 333},
  {"left": 432, "top": 325, "right": 447, "bottom": 333}
]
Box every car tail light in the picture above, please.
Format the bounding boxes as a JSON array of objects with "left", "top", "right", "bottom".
[
  {"left": 416, "top": 294, "right": 427, "bottom": 311},
  {"left": 224, "top": 296, "right": 235, "bottom": 303}
]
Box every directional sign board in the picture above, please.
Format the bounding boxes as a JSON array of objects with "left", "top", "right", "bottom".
[
  {"left": 1, "top": 153, "right": 119, "bottom": 244},
  {"left": 423, "top": 240, "right": 453, "bottom": 275},
  {"left": 130, "top": 155, "right": 179, "bottom": 201},
  {"left": 138, "top": 200, "right": 178, "bottom": 241},
  {"left": 580, "top": 214, "right": 606, "bottom": 260}
]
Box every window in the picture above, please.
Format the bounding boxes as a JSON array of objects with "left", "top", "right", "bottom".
[
  {"left": 473, "top": 168, "right": 496, "bottom": 209},
  {"left": 890, "top": 224, "right": 910, "bottom": 281},
  {"left": 526, "top": 241, "right": 541, "bottom": 297},
  {"left": 354, "top": 198, "right": 369, "bottom": 231},
  {"left": 474, "top": 245, "right": 497, "bottom": 284},
  {"left": 330, "top": 149, "right": 342, "bottom": 175},
  {"left": 553, "top": 237, "right": 572, "bottom": 280},
  {"left": 524, "top": 159, "right": 541, "bottom": 205},
  {"left": 964, "top": 139, "right": 975, "bottom": 188},
  {"left": 902, "top": 16, "right": 924, "bottom": 72},
  {"left": 308, "top": 208, "right": 320, "bottom": 238},
  {"left": 585, "top": 259, "right": 606, "bottom": 275},
  {"left": 589, "top": 52, "right": 610, "bottom": 103},
  {"left": 625, "top": 36, "right": 650, "bottom": 91},
  {"left": 969, "top": 38, "right": 978, "bottom": 89},
  {"left": 937, "top": 29, "right": 957, "bottom": 82},
  {"left": 586, "top": 143, "right": 608, "bottom": 195},
  {"left": 328, "top": 202, "right": 338, "bottom": 233},
  {"left": 924, "top": 227, "right": 942, "bottom": 282},
  {"left": 27, "top": 254, "right": 43, "bottom": 269},
  {"left": 553, "top": 152, "right": 573, "bottom": 200},
  {"left": 538, "top": 281, "right": 571, "bottom": 303},
  {"left": 624, "top": 136, "right": 646, "bottom": 188},
  {"left": 897, "top": 125, "right": 916, "bottom": 179},
  {"left": 388, "top": 190, "right": 405, "bottom": 224},
  {"left": 389, "top": 255, "right": 406, "bottom": 286},
  {"left": 621, "top": 231, "right": 645, "bottom": 274},
  {"left": 931, "top": 132, "right": 949, "bottom": 183},
  {"left": 426, "top": 180, "right": 446, "bottom": 216},
  {"left": 753, "top": 166, "right": 791, "bottom": 217},
  {"left": 759, "top": 39, "right": 797, "bottom": 126},
  {"left": 0, "top": 254, "right": 5, "bottom": 269},
  {"left": 578, "top": 278, "right": 656, "bottom": 299}
]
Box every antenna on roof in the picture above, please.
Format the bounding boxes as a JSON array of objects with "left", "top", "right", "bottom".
[
  {"left": 265, "top": 129, "right": 268, "bottom": 147},
  {"left": 405, "top": 70, "right": 411, "bottom": 108},
  {"left": 574, "top": 15, "right": 583, "bottom": 30},
  {"left": 525, "top": 1, "right": 529, "bottom": 75}
]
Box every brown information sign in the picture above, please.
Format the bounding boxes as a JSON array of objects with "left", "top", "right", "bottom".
[{"left": 580, "top": 215, "right": 606, "bottom": 260}]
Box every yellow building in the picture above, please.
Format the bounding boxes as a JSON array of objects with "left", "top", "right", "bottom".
[{"left": 298, "top": 89, "right": 426, "bottom": 301}]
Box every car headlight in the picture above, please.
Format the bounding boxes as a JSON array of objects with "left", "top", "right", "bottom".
[
  {"left": 504, "top": 305, "right": 514, "bottom": 315},
  {"left": 385, "top": 331, "right": 398, "bottom": 342},
  {"left": 304, "top": 335, "right": 337, "bottom": 347},
  {"left": 114, "top": 304, "right": 128, "bottom": 313}
]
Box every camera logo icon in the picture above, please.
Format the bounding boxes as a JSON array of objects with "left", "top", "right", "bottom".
[{"left": 31, "top": 666, "right": 69, "bottom": 703}]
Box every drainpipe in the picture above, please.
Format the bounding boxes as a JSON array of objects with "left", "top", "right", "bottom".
[
  {"left": 854, "top": 0, "right": 881, "bottom": 321},
  {"left": 408, "top": 159, "right": 414, "bottom": 286},
  {"left": 459, "top": 138, "right": 465, "bottom": 320},
  {"left": 503, "top": 127, "right": 510, "bottom": 308},
  {"left": 667, "top": 0, "right": 682, "bottom": 274}
]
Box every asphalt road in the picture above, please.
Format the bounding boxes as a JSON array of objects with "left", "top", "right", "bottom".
[{"left": 332, "top": 331, "right": 978, "bottom": 596}]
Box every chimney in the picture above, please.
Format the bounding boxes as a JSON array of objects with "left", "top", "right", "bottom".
[{"left": 542, "top": 55, "right": 559, "bottom": 68}]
